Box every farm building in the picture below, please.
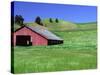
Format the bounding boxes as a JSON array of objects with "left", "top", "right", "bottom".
[{"left": 12, "top": 25, "right": 63, "bottom": 46}]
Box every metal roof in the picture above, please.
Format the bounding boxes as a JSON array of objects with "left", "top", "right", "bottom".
[{"left": 26, "top": 26, "right": 63, "bottom": 40}]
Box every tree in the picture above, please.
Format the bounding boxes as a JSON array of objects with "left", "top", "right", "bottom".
[
  {"left": 49, "top": 18, "right": 53, "bottom": 23},
  {"left": 15, "top": 15, "right": 19, "bottom": 24},
  {"left": 55, "top": 18, "right": 59, "bottom": 23},
  {"left": 15, "top": 15, "right": 24, "bottom": 26},
  {"left": 19, "top": 15, "right": 24, "bottom": 25},
  {"left": 35, "top": 16, "right": 43, "bottom": 26}
]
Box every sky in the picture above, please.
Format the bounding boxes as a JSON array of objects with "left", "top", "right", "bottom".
[{"left": 11, "top": 1, "right": 97, "bottom": 23}]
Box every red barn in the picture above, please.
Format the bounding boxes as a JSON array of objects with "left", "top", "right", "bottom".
[{"left": 12, "top": 25, "right": 63, "bottom": 46}]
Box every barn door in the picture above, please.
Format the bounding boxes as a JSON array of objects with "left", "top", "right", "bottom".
[{"left": 16, "top": 35, "right": 32, "bottom": 46}]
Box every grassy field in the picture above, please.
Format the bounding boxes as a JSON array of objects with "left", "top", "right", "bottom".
[{"left": 13, "top": 29, "right": 97, "bottom": 73}]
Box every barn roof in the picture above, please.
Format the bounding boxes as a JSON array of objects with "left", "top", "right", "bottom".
[{"left": 25, "top": 26, "right": 63, "bottom": 40}]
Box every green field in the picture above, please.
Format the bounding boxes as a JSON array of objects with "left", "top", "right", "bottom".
[{"left": 13, "top": 29, "right": 97, "bottom": 73}]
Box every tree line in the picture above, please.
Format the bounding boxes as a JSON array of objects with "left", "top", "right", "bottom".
[{"left": 12, "top": 15, "right": 59, "bottom": 26}]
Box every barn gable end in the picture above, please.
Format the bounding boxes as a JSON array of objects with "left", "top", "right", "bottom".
[{"left": 13, "top": 26, "right": 48, "bottom": 46}]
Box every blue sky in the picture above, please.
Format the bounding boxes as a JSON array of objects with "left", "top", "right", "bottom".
[{"left": 12, "top": 1, "right": 97, "bottom": 23}]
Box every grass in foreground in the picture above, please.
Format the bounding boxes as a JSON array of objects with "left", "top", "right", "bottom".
[{"left": 13, "top": 30, "right": 97, "bottom": 73}]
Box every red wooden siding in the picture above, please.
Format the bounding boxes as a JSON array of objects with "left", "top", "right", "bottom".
[{"left": 13, "top": 27, "right": 48, "bottom": 46}]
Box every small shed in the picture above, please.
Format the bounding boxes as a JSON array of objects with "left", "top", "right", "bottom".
[{"left": 12, "top": 25, "right": 63, "bottom": 46}]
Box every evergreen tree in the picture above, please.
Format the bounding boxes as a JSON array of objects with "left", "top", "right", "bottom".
[
  {"left": 55, "top": 18, "right": 59, "bottom": 23},
  {"left": 49, "top": 18, "right": 53, "bottom": 23},
  {"left": 35, "top": 16, "right": 43, "bottom": 26}
]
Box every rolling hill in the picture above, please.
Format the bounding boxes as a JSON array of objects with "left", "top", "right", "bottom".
[
  {"left": 14, "top": 19, "right": 97, "bottom": 32},
  {"left": 42, "top": 19, "right": 77, "bottom": 31},
  {"left": 76, "top": 22, "right": 97, "bottom": 30}
]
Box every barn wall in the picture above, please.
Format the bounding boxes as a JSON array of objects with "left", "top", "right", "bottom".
[{"left": 13, "top": 27, "right": 48, "bottom": 46}]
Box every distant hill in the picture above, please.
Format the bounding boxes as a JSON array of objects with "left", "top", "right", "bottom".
[
  {"left": 76, "top": 22, "right": 97, "bottom": 25},
  {"left": 42, "top": 19, "right": 77, "bottom": 31},
  {"left": 14, "top": 19, "right": 97, "bottom": 32},
  {"left": 76, "top": 22, "right": 97, "bottom": 30}
]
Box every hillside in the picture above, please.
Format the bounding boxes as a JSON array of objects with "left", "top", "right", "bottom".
[
  {"left": 76, "top": 22, "right": 97, "bottom": 30},
  {"left": 24, "top": 19, "right": 78, "bottom": 31},
  {"left": 13, "top": 20, "right": 97, "bottom": 73},
  {"left": 14, "top": 19, "right": 97, "bottom": 31},
  {"left": 42, "top": 19, "right": 77, "bottom": 31},
  {"left": 14, "top": 30, "right": 97, "bottom": 73},
  {"left": 13, "top": 23, "right": 22, "bottom": 31}
]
